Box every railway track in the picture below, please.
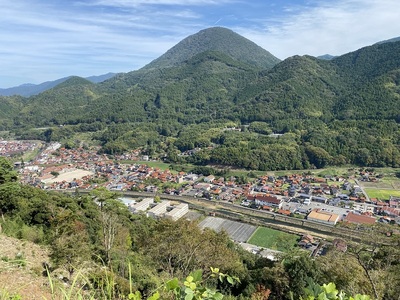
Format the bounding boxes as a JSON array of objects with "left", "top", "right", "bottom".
[{"left": 60, "top": 189, "right": 391, "bottom": 245}]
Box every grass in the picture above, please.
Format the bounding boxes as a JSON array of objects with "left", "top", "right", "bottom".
[
  {"left": 364, "top": 188, "right": 400, "bottom": 201},
  {"left": 247, "top": 227, "right": 299, "bottom": 252}
]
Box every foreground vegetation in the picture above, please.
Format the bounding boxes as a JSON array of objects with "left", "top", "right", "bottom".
[{"left": 1, "top": 157, "right": 400, "bottom": 299}]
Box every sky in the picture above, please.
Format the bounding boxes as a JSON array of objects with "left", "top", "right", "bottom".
[{"left": 1, "top": 0, "right": 400, "bottom": 88}]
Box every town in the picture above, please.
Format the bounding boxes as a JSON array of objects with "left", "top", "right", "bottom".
[{"left": 3, "top": 139, "right": 400, "bottom": 229}]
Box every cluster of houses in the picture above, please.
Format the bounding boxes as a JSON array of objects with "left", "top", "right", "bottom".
[
  {"left": 11, "top": 143, "right": 400, "bottom": 227},
  {"left": 0, "top": 140, "right": 39, "bottom": 157},
  {"left": 243, "top": 173, "right": 400, "bottom": 226}
]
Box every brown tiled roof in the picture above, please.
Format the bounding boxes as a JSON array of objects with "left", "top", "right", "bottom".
[
  {"left": 345, "top": 212, "right": 376, "bottom": 225},
  {"left": 308, "top": 209, "right": 339, "bottom": 224}
]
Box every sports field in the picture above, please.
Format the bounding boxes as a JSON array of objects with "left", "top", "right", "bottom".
[
  {"left": 42, "top": 169, "right": 93, "bottom": 183},
  {"left": 247, "top": 227, "right": 299, "bottom": 252}
]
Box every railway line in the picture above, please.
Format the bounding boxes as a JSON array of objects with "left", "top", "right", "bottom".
[{"left": 58, "top": 189, "right": 392, "bottom": 245}]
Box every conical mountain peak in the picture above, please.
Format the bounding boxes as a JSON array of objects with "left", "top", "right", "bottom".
[{"left": 142, "top": 27, "right": 280, "bottom": 70}]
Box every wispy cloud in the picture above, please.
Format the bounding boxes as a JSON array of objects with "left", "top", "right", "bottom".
[
  {"left": 239, "top": 0, "right": 400, "bottom": 59},
  {"left": 1, "top": 0, "right": 399, "bottom": 87}
]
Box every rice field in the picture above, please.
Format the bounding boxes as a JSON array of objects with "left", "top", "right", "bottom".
[{"left": 364, "top": 188, "right": 400, "bottom": 201}]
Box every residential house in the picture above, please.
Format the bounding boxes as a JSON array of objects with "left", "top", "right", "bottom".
[
  {"left": 250, "top": 194, "right": 283, "bottom": 209},
  {"left": 344, "top": 212, "right": 376, "bottom": 225}
]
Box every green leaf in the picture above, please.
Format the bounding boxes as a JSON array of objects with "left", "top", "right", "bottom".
[
  {"left": 128, "top": 291, "right": 141, "bottom": 300},
  {"left": 191, "top": 269, "right": 203, "bottom": 282},
  {"left": 323, "top": 283, "right": 337, "bottom": 295},
  {"left": 166, "top": 278, "right": 180, "bottom": 291},
  {"left": 226, "top": 276, "right": 234, "bottom": 285},
  {"left": 210, "top": 267, "right": 219, "bottom": 274},
  {"left": 185, "top": 288, "right": 194, "bottom": 300},
  {"left": 189, "top": 282, "right": 197, "bottom": 290},
  {"left": 148, "top": 291, "right": 160, "bottom": 300},
  {"left": 186, "top": 275, "right": 194, "bottom": 283},
  {"left": 213, "top": 292, "right": 224, "bottom": 300}
]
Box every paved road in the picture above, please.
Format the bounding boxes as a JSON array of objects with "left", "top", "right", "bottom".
[{"left": 355, "top": 179, "right": 370, "bottom": 202}]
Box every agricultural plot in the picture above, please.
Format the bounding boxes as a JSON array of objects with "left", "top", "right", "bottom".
[
  {"left": 199, "top": 217, "right": 257, "bottom": 242},
  {"left": 247, "top": 227, "right": 299, "bottom": 252},
  {"left": 364, "top": 188, "right": 400, "bottom": 201}
]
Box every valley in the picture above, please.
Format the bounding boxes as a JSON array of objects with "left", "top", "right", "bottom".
[{"left": 1, "top": 26, "right": 400, "bottom": 299}]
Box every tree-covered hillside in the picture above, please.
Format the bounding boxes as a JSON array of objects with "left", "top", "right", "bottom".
[
  {"left": 142, "top": 27, "right": 281, "bottom": 70},
  {"left": 1, "top": 28, "right": 400, "bottom": 170}
]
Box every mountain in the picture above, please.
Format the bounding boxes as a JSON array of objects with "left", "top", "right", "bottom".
[
  {"left": 142, "top": 27, "right": 281, "bottom": 70},
  {"left": 375, "top": 36, "right": 400, "bottom": 44},
  {"left": 0, "top": 72, "right": 116, "bottom": 97},
  {"left": 2, "top": 29, "right": 400, "bottom": 169},
  {"left": 317, "top": 54, "right": 336, "bottom": 60},
  {"left": 85, "top": 72, "right": 117, "bottom": 83}
]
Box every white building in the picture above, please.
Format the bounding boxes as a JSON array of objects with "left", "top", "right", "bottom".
[
  {"left": 165, "top": 203, "right": 189, "bottom": 221},
  {"left": 130, "top": 198, "right": 154, "bottom": 213},
  {"left": 147, "top": 200, "right": 170, "bottom": 218}
]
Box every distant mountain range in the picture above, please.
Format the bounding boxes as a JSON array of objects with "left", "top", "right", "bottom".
[{"left": 0, "top": 72, "right": 116, "bottom": 97}]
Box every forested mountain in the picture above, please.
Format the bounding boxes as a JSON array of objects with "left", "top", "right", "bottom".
[
  {"left": 142, "top": 27, "right": 281, "bottom": 70},
  {"left": 1, "top": 27, "right": 400, "bottom": 170},
  {"left": 0, "top": 72, "right": 116, "bottom": 97}
]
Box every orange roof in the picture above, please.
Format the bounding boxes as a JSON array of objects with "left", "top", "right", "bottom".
[
  {"left": 308, "top": 209, "right": 339, "bottom": 224},
  {"left": 345, "top": 212, "right": 376, "bottom": 225}
]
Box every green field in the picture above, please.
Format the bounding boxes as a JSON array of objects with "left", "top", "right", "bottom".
[
  {"left": 247, "top": 227, "right": 299, "bottom": 252},
  {"left": 364, "top": 188, "right": 400, "bottom": 201}
]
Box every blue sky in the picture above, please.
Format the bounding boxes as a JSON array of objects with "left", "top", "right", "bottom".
[{"left": 1, "top": 0, "right": 400, "bottom": 88}]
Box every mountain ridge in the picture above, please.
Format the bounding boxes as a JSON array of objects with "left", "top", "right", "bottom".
[{"left": 0, "top": 72, "right": 116, "bottom": 97}]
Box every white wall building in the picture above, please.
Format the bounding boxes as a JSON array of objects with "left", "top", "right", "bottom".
[
  {"left": 165, "top": 203, "right": 189, "bottom": 221},
  {"left": 147, "top": 200, "right": 170, "bottom": 218},
  {"left": 130, "top": 198, "right": 154, "bottom": 213}
]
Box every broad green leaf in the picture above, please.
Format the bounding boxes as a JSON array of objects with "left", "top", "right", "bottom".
[
  {"left": 213, "top": 292, "right": 224, "bottom": 300},
  {"left": 128, "top": 291, "right": 141, "bottom": 300},
  {"left": 148, "top": 291, "right": 160, "bottom": 300},
  {"left": 185, "top": 288, "right": 194, "bottom": 300},
  {"left": 191, "top": 269, "right": 203, "bottom": 282},
  {"left": 166, "top": 278, "right": 180, "bottom": 290},
  {"left": 323, "top": 283, "right": 337, "bottom": 295},
  {"left": 226, "top": 276, "right": 234, "bottom": 285},
  {"left": 189, "top": 282, "right": 197, "bottom": 290}
]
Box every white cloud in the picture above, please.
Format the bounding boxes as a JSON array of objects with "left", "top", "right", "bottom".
[
  {"left": 1, "top": 0, "right": 399, "bottom": 87},
  {"left": 238, "top": 0, "right": 400, "bottom": 59}
]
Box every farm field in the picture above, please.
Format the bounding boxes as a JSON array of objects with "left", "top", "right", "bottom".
[
  {"left": 247, "top": 227, "right": 299, "bottom": 252},
  {"left": 364, "top": 188, "right": 400, "bottom": 201}
]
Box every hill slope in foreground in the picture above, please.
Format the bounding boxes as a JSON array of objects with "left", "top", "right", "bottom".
[{"left": 0, "top": 233, "right": 51, "bottom": 299}]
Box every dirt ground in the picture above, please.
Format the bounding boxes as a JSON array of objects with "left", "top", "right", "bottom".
[
  {"left": 0, "top": 234, "right": 53, "bottom": 299},
  {"left": 42, "top": 169, "right": 94, "bottom": 184}
]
